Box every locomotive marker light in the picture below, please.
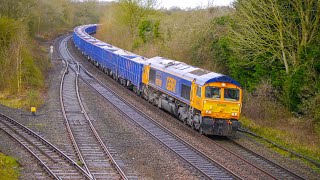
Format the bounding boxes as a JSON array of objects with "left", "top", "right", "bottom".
[{"left": 231, "top": 112, "right": 238, "bottom": 116}]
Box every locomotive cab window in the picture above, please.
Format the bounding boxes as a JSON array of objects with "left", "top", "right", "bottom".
[
  {"left": 224, "top": 88, "right": 240, "bottom": 101},
  {"left": 196, "top": 86, "right": 201, "bottom": 97},
  {"left": 149, "top": 68, "right": 156, "bottom": 84},
  {"left": 205, "top": 86, "right": 220, "bottom": 99}
]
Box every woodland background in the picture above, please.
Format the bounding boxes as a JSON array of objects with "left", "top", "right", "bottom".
[
  {"left": 0, "top": 0, "right": 319, "bottom": 173},
  {"left": 96, "top": 0, "right": 320, "bottom": 166}
]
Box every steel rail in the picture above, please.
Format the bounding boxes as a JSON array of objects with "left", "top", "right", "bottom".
[
  {"left": 0, "top": 112, "right": 92, "bottom": 179},
  {"left": 78, "top": 65, "right": 241, "bottom": 179},
  {"left": 59, "top": 38, "right": 93, "bottom": 179},
  {"left": 238, "top": 127, "right": 320, "bottom": 169},
  {"left": 75, "top": 64, "right": 129, "bottom": 180},
  {"left": 68, "top": 34, "right": 309, "bottom": 179},
  {"left": 0, "top": 114, "right": 60, "bottom": 179},
  {"left": 228, "top": 140, "right": 305, "bottom": 179},
  {"left": 66, "top": 37, "right": 129, "bottom": 180},
  {"left": 65, "top": 39, "right": 242, "bottom": 179},
  {"left": 59, "top": 36, "right": 128, "bottom": 179}
]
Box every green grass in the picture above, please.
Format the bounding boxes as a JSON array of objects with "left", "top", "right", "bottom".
[
  {"left": 76, "top": 160, "right": 84, "bottom": 166},
  {"left": 0, "top": 89, "right": 43, "bottom": 110},
  {"left": 0, "top": 153, "right": 20, "bottom": 180},
  {"left": 240, "top": 117, "right": 320, "bottom": 172},
  {"left": 0, "top": 91, "right": 26, "bottom": 109}
]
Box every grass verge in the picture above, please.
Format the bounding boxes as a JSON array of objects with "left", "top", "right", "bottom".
[
  {"left": 0, "top": 153, "right": 20, "bottom": 179},
  {"left": 240, "top": 116, "right": 320, "bottom": 172},
  {"left": 0, "top": 89, "right": 44, "bottom": 110}
]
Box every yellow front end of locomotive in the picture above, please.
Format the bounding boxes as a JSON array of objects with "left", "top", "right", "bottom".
[
  {"left": 202, "top": 101, "right": 241, "bottom": 119},
  {"left": 191, "top": 81, "right": 242, "bottom": 119}
]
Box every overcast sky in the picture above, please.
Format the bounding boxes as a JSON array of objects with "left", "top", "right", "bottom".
[{"left": 99, "top": 0, "right": 234, "bottom": 9}]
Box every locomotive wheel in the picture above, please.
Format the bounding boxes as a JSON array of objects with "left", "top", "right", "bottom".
[
  {"left": 183, "top": 119, "right": 187, "bottom": 125},
  {"left": 191, "top": 123, "right": 195, "bottom": 130},
  {"left": 199, "top": 126, "right": 204, "bottom": 135}
]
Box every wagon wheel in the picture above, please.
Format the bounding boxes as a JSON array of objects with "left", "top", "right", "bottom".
[
  {"left": 183, "top": 118, "right": 187, "bottom": 125},
  {"left": 199, "top": 126, "right": 204, "bottom": 135}
]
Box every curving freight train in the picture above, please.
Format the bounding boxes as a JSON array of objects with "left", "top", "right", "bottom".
[{"left": 73, "top": 24, "right": 243, "bottom": 136}]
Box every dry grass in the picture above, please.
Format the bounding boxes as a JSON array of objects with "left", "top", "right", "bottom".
[
  {"left": 0, "top": 88, "right": 44, "bottom": 110},
  {"left": 97, "top": 6, "right": 232, "bottom": 65},
  {"left": 241, "top": 116, "right": 320, "bottom": 170},
  {"left": 96, "top": 4, "right": 135, "bottom": 51},
  {"left": 241, "top": 81, "right": 320, "bottom": 169},
  {"left": 0, "top": 92, "right": 26, "bottom": 109}
]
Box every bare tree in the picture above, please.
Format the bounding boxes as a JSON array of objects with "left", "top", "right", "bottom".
[{"left": 231, "top": 0, "right": 320, "bottom": 74}]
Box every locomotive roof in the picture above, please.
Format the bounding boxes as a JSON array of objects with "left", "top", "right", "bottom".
[{"left": 145, "top": 56, "right": 240, "bottom": 87}]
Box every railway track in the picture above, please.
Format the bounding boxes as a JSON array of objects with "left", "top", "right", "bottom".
[
  {"left": 238, "top": 127, "right": 320, "bottom": 169},
  {"left": 134, "top": 100, "right": 306, "bottom": 179},
  {"left": 226, "top": 139, "right": 305, "bottom": 179},
  {"left": 67, "top": 34, "right": 311, "bottom": 179},
  {"left": 59, "top": 36, "right": 128, "bottom": 180},
  {"left": 138, "top": 101, "right": 306, "bottom": 179},
  {"left": 135, "top": 102, "right": 306, "bottom": 179},
  {"left": 0, "top": 113, "right": 91, "bottom": 179},
  {"left": 64, "top": 36, "right": 240, "bottom": 180},
  {"left": 142, "top": 104, "right": 306, "bottom": 179}
]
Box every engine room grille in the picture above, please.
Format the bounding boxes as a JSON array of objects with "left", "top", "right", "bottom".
[{"left": 190, "top": 69, "right": 210, "bottom": 76}]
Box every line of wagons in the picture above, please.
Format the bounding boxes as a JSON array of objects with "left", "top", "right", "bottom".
[{"left": 73, "top": 24, "right": 243, "bottom": 136}]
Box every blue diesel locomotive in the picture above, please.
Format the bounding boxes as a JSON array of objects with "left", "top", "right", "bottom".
[{"left": 73, "top": 24, "right": 242, "bottom": 136}]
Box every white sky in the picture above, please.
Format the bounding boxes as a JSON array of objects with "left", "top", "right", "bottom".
[{"left": 99, "top": 0, "right": 234, "bottom": 9}]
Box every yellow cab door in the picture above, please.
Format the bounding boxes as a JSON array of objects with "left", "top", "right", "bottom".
[
  {"left": 142, "top": 64, "right": 150, "bottom": 84},
  {"left": 190, "top": 80, "right": 203, "bottom": 111}
]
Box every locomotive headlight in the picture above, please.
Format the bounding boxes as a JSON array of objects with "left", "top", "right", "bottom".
[
  {"left": 231, "top": 112, "right": 238, "bottom": 116},
  {"left": 206, "top": 110, "right": 212, "bottom": 114}
]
